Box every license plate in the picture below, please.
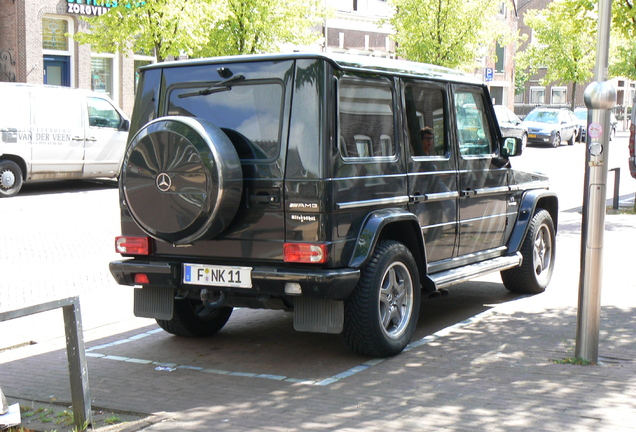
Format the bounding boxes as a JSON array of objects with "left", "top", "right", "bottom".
[
  {"left": 183, "top": 263, "right": 252, "bottom": 288},
  {"left": 528, "top": 133, "right": 537, "bottom": 138}
]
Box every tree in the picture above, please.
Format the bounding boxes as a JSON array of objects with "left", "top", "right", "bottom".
[
  {"left": 73, "top": 0, "right": 221, "bottom": 62},
  {"left": 194, "top": 0, "right": 324, "bottom": 57},
  {"left": 73, "top": 0, "right": 324, "bottom": 62},
  {"left": 516, "top": 0, "right": 596, "bottom": 110},
  {"left": 386, "top": 0, "right": 512, "bottom": 71}
]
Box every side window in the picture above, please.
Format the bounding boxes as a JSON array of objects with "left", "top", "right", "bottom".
[
  {"left": 339, "top": 79, "right": 395, "bottom": 159},
  {"left": 404, "top": 83, "right": 447, "bottom": 157},
  {"left": 87, "top": 97, "right": 123, "bottom": 129},
  {"left": 454, "top": 89, "right": 495, "bottom": 156}
]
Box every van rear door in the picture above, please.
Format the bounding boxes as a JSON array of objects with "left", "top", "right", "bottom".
[{"left": 30, "top": 88, "right": 84, "bottom": 177}]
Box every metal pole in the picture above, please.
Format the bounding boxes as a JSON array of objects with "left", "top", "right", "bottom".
[{"left": 575, "top": 0, "right": 616, "bottom": 363}]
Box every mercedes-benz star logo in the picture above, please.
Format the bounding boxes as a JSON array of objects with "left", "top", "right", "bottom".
[{"left": 155, "top": 173, "right": 172, "bottom": 192}]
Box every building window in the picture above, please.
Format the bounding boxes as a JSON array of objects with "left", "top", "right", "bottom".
[
  {"left": 91, "top": 56, "right": 113, "bottom": 98},
  {"left": 530, "top": 87, "right": 545, "bottom": 105},
  {"left": 498, "top": 2, "right": 506, "bottom": 16},
  {"left": 495, "top": 43, "right": 505, "bottom": 73},
  {"left": 551, "top": 87, "right": 567, "bottom": 104},
  {"left": 42, "top": 18, "right": 69, "bottom": 51}
]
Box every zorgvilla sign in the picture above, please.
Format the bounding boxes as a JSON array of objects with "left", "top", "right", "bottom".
[{"left": 66, "top": 1, "right": 145, "bottom": 17}]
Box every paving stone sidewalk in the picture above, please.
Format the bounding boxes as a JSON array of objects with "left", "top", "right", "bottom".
[{"left": 2, "top": 211, "right": 635, "bottom": 432}]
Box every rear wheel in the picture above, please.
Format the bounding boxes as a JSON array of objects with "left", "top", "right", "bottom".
[
  {"left": 521, "top": 133, "right": 528, "bottom": 149},
  {"left": 567, "top": 131, "right": 575, "bottom": 145},
  {"left": 501, "top": 209, "right": 555, "bottom": 294},
  {"left": 156, "top": 298, "right": 233, "bottom": 337},
  {"left": 343, "top": 240, "right": 421, "bottom": 357},
  {"left": 0, "top": 160, "right": 23, "bottom": 197}
]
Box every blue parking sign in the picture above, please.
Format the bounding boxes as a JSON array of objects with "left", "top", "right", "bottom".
[{"left": 485, "top": 68, "right": 494, "bottom": 81}]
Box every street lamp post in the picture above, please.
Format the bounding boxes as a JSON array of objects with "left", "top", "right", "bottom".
[{"left": 575, "top": 0, "right": 616, "bottom": 363}]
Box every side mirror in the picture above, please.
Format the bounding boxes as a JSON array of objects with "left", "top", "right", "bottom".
[
  {"left": 501, "top": 137, "right": 522, "bottom": 157},
  {"left": 120, "top": 118, "right": 130, "bottom": 132}
]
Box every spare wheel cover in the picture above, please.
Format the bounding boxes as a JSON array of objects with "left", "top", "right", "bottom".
[{"left": 122, "top": 116, "right": 243, "bottom": 245}]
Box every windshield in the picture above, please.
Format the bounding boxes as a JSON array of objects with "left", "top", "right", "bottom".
[
  {"left": 575, "top": 110, "right": 587, "bottom": 120},
  {"left": 525, "top": 110, "right": 558, "bottom": 124}
]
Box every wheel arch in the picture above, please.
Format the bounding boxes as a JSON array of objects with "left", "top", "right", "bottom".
[
  {"left": 0, "top": 155, "right": 27, "bottom": 180},
  {"left": 348, "top": 208, "right": 426, "bottom": 285},
  {"left": 507, "top": 190, "right": 558, "bottom": 253}
]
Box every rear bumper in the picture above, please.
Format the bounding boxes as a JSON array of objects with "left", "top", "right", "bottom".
[{"left": 109, "top": 259, "right": 360, "bottom": 301}]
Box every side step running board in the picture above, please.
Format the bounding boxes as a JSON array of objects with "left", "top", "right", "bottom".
[{"left": 428, "top": 253, "right": 522, "bottom": 290}]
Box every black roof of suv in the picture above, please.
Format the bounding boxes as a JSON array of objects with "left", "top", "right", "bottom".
[{"left": 111, "top": 52, "right": 558, "bottom": 357}]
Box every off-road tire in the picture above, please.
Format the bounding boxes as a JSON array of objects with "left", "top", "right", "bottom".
[
  {"left": 501, "top": 209, "right": 555, "bottom": 294},
  {"left": 156, "top": 298, "right": 233, "bottom": 337},
  {"left": 343, "top": 240, "right": 421, "bottom": 357}
]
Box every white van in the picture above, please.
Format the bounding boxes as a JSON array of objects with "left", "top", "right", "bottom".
[{"left": 0, "top": 83, "right": 130, "bottom": 197}]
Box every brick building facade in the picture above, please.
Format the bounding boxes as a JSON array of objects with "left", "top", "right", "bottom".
[{"left": 0, "top": 0, "right": 152, "bottom": 115}]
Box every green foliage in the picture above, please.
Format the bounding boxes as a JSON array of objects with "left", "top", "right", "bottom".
[
  {"left": 518, "top": 0, "right": 636, "bottom": 100},
  {"left": 386, "top": 0, "right": 511, "bottom": 70},
  {"left": 72, "top": 0, "right": 325, "bottom": 62},
  {"left": 552, "top": 356, "right": 596, "bottom": 366},
  {"left": 195, "top": 0, "right": 324, "bottom": 57},
  {"left": 73, "top": 0, "right": 220, "bottom": 62},
  {"left": 516, "top": 0, "right": 597, "bottom": 108}
]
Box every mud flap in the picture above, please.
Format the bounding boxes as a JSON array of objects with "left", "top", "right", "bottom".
[
  {"left": 133, "top": 286, "right": 174, "bottom": 320},
  {"left": 293, "top": 297, "right": 344, "bottom": 334}
]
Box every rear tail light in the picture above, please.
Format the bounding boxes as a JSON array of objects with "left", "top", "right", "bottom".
[
  {"left": 283, "top": 243, "right": 328, "bottom": 263},
  {"left": 115, "top": 236, "right": 151, "bottom": 255}
]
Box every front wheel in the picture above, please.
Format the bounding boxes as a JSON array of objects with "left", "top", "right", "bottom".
[
  {"left": 156, "top": 297, "right": 233, "bottom": 337},
  {"left": 0, "top": 160, "right": 23, "bottom": 197},
  {"left": 552, "top": 133, "right": 561, "bottom": 147},
  {"left": 501, "top": 209, "right": 556, "bottom": 294},
  {"left": 343, "top": 240, "right": 421, "bottom": 357}
]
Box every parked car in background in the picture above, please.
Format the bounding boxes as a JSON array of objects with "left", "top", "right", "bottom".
[
  {"left": 0, "top": 83, "right": 130, "bottom": 197},
  {"left": 574, "top": 107, "right": 617, "bottom": 142},
  {"left": 523, "top": 107, "right": 578, "bottom": 147},
  {"left": 494, "top": 105, "right": 527, "bottom": 148}
]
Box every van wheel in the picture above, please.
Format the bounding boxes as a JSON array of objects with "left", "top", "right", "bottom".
[
  {"left": 156, "top": 298, "right": 233, "bottom": 337},
  {"left": 121, "top": 117, "right": 243, "bottom": 245},
  {"left": 343, "top": 240, "right": 421, "bottom": 357},
  {"left": 0, "top": 160, "right": 23, "bottom": 197},
  {"left": 501, "top": 209, "right": 555, "bottom": 294}
]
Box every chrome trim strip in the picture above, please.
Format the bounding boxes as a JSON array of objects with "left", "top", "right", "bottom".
[{"left": 337, "top": 195, "right": 410, "bottom": 210}]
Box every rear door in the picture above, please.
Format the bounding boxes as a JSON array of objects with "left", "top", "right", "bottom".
[
  {"left": 30, "top": 88, "right": 84, "bottom": 176},
  {"left": 403, "top": 79, "right": 458, "bottom": 264},
  {"left": 452, "top": 85, "right": 509, "bottom": 258},
  {"left": 153, "top": 60, "right": 294, "bottom": 261}
]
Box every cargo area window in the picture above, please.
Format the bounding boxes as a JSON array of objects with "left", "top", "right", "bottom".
[
  {"left": 167, "top": 81, "right": 283, "bottom": 161},
  {"left": 339, "top": 79, "right": 396, "bottom": 159}
]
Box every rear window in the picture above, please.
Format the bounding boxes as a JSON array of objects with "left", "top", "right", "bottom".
[{"left": 167, "top": 81, "right": 284, "bottom": 161}]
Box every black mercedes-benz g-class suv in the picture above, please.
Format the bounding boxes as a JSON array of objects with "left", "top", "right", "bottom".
[{"left": 110, "top": 53, "right": 558, "bottom": 357}]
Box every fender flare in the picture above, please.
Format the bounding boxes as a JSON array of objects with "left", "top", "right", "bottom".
[
  {"left": 507, "top": 190, "right": 558, "bottom": 253},
  {"left": 348, "top": 208, "right": 425, "bottom": 273}
]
